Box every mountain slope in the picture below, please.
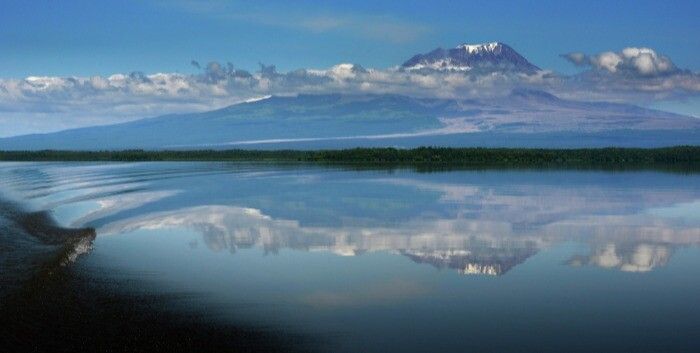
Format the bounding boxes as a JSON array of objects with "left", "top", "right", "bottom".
[
  {"left": 0, "top": 92, "right": 698, "bottom": 150},
  {"left": 0, "top": 94, "right": 455, "bottom": 150}
]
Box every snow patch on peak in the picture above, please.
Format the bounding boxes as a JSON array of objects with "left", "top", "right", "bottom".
[{"left": 457, "top": 42, "right": 502, "bottom": 54}]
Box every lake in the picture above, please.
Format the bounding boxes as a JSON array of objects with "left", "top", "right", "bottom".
[{"left": 1, "top": 162, "right": 699, "bottom": 352}]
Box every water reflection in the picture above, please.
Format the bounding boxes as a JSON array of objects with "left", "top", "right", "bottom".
[
  {"left": 97, "top": 203, "right": 700, "bottom": 275},
  {"left": 2, "top": 163, "right": 699, "bottom": 276}
]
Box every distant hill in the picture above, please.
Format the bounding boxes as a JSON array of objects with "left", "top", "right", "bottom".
[{"left": 0, "top": 91, "right": 698, "bottom": 150}]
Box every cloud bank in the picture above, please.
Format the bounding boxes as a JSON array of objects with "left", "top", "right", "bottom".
[
  {"left": 0, "top": 46, "right": 699, "bottom": 136},
  {"left": 560, "top": 47, "right": 700, "bottom": 101},
  {"left": 563, "top": 47, "right": 678, "bottom": 77}
]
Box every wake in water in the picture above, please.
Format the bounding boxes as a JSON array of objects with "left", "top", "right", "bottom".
[
  {"left": 0, "top": 198, "right": 96, "bottom": 299},
  {"left": 0, "top": 200, "right": 95, "bottom": 245}
]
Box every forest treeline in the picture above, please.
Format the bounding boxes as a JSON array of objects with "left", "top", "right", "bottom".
[{"left": 1, "top": 146, "right": 699, "bottom": 171}]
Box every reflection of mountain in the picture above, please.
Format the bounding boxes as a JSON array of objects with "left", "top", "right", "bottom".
[{"left": 402, "top": 247, "right": 538, "bottom": 275}]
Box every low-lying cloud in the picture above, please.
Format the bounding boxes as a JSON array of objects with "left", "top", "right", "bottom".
[{"left": 0, "top": 46, "right": 699, "bottom": 136}]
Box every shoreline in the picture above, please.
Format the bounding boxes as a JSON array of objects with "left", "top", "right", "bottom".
[{"left": 1, "top": 146, "right": 699, "bottom": 172}]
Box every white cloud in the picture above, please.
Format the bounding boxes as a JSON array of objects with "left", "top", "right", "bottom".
[
  {"left": 564, "top": 47, "right": 679, "bottom": 77},
  {"left": 595, "top": 51, "right": 624, "bottom": 73},
  {"left": 559, "top": 47, "right": 700, "bottom": 102}
]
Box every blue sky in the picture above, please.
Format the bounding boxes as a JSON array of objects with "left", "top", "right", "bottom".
[{"left": 2, "top": 0, "right": 700, "bottom": 77}]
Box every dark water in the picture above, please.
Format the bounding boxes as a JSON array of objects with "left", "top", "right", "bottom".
[{"left": 1, "top": 162, "right": 700, "bottom": 352}]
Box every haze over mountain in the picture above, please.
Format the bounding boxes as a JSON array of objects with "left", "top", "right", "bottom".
[{"left": 1, "top": 42, "right": 698, "bottom": 150}]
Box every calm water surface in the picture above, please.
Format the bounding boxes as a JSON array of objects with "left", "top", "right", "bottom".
[{"left": 1, "top": 162, "right": 700, "bottom": 352}]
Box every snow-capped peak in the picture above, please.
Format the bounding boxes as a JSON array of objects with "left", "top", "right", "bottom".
[
  {"left": 401, "top": 41, "right": 540, "bottom": 74},
  {"left": 456, "top": 42, "right": 502, "bottom": 54}
]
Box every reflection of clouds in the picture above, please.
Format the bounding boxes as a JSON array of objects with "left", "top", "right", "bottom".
[
  {"left": 568, "top": 243, "right": 672, "bottom": 273},
  {"left": 99, "top": 205, "right": 544, "bottom": 275},
  {"left": 380, "top": 178, "right": 480, "bottom": 203},
  {"left": 70, "top": 191, "right": 179, "bottom": 227},
  {"left": 99, "top": 205, "right": 532, "bottom": 252},
  {"left": 99, "top": 201, "right": 700, "bottom": 275},
  {"left": 377, "top": 177, "right": 700, "bottom": 231},
  {"left": 529, "top": 218, "right": 697, "bottom": 273},
  {"left": 101, "top": 206, "right": 314, "bottom": 253},
  {"left": 547, "top": 215, "right": 700, "bottom": 246},
  {"left": 621, "top": 245, "right": 671, "bottom": 272},
  {"left": 543, "top": 215, "right": 698, "bottom": 272}
]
